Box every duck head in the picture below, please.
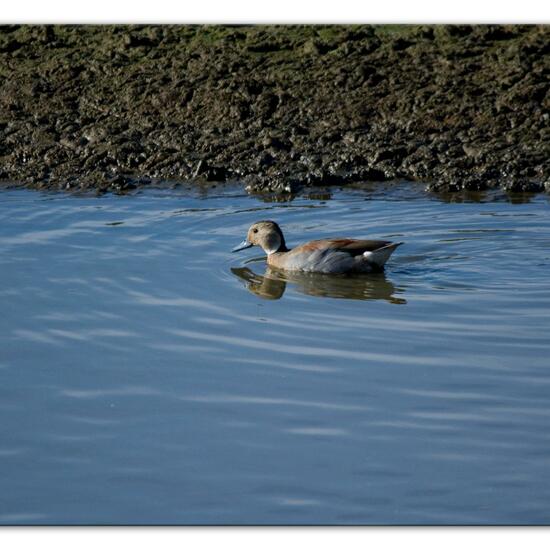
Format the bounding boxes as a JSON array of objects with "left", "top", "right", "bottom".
[{"left": 232, "top": 220, "right": 288, "bottom": 255}]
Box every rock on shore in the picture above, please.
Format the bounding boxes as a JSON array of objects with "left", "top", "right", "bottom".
[{"left": 0, "top": 24, "right": 548, "bottom": 194}]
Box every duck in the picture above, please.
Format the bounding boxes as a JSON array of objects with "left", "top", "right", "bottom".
[{"left": 232, "top": 220, "right": 402, "bottom": 274}]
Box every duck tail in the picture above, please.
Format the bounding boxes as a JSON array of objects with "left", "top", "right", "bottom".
[{"left": 363, "top": 242, "right": 403, "bottom": 269}]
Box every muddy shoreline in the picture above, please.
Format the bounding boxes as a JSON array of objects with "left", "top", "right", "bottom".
[{"left": 0, "top": 24, "right": 548, "bottom": 195}]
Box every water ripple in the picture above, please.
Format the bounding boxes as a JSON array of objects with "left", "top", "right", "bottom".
[{"left": 1, "top": 186, "right": 550, "bottom": 525}]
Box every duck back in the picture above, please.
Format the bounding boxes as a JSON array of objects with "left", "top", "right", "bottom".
[{"left": 268, "top": 239, "right": 402, "bottom": 274}]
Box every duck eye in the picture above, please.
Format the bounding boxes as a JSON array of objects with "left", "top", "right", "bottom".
[{"left": 253, "top": 228, "right": 258, "bottom": 233}]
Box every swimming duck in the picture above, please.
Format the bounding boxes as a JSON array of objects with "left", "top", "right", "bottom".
[{"left": 232, "top": 220, "right": 402, "bottom": 274}]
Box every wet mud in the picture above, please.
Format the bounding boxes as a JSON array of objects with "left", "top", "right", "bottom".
[{"left": 0, "top": 24, "right": 548, "bottom": 195}]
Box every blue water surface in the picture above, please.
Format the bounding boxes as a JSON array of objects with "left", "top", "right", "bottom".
[{"left": 1, "top": 184, "right": 549, "bottom": 524}]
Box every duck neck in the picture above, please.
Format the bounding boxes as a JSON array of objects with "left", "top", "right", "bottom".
[
  {"left": 276, "top": 239, "right": 289, "bottom": 253},
  {"left": 275, "top": 229, "right": 289, "bottom": 253},
  {"left": 264, "top": 231, "right": 288, "bottom": 255},
  {"left": 265, "top": 243, "right": 288, "bottom": 255}
]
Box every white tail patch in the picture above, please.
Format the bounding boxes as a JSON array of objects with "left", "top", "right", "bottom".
[{"left": 363, "top": 243, "right": 403, "bottom": 268}]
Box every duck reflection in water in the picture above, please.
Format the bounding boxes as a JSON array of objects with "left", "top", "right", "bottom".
[{"left": 231, "top": 265, "right": 406, "bottom": 303}]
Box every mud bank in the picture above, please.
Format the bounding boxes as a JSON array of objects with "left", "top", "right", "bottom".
[{"left": 0, "top": 24, "right": 548, "bottom": 195}]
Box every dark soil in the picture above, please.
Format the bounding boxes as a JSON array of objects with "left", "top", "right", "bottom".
[{"left": 0, "top": 24, "right": 548, "bottom": 195}]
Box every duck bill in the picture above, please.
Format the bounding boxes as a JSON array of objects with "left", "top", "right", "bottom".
[{"left": 232, "top": 240, "right": 253, "bottom": 252}]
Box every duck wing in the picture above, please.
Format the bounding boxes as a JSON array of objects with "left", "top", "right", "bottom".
[
  {"left": 300, "top": 238, "right": 394, "bottom": 257},
  {"left": 270, "top": 238, "right": 402, "bottom": 273}
]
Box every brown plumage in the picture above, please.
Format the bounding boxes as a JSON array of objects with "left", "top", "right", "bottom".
[{"left": 297, "top": 238, "right": 393, "bottom": 254}]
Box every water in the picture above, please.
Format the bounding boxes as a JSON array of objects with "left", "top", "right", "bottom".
[{"left": 1, "top": 184, "right": 549, "bottom": 525}]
